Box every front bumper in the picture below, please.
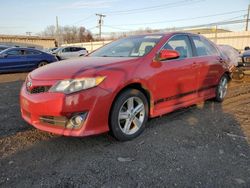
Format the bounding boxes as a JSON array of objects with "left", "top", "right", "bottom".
[{"left": 20, "top": 82, "right": 112, "bottom": 137}]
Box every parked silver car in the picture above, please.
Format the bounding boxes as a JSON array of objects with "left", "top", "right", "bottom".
[{"left": 52, "top": 46, "right": 88, "bottom": 60}]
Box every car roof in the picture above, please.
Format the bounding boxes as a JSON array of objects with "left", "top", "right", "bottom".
[
  {"left": 62, "top": 46, "right": 84, "bottom": 48},
  {"left": 127, "top": 31, "right": 197, "bottom": 38}
]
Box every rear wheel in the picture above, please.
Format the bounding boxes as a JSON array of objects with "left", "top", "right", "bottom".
[
  {"left": 110, "top": 89, "right": 149, "bottom": 141},
  {"left": 38, "top": 61, "right": 48, "bottom": 68},
  {"left": 215, "top": 74, "right": 229, "bottom": 102},
  {"left": 56, "top": 56, "right": 61, "bottom": 60}
]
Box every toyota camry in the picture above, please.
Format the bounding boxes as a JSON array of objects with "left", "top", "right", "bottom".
[{"left": 20, "top": 32, "right": 230, "bottom": 141}]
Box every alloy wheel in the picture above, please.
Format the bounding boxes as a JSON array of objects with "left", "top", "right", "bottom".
[
  {"left": 118, "top": 97, "right": 145, "bottom": 135},
  {"left": 218, "top": 76, "right": 228, "bottom": 99},
  {"left": 38, "top": 62, "right": 47, "bottom": 67}
]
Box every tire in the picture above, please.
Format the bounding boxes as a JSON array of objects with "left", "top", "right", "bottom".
[
  {"left": 38, "top": 61, "right": 48, "bottom": 68},
  {"left": 215, "top": 74, "right": 229, "bottom": 102},
  {"left": 56, "top": 56, "right": 61, "bottom": 61},
  {"left": 110, "top": 89, "right": 149, "bottom": 141}
]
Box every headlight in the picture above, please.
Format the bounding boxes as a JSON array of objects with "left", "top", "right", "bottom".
[{"left": 49, "top": 76, "right": 105, "bottom": 94}]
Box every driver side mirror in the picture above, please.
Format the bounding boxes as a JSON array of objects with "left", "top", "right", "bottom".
[{"left": 157, "top": 49, "right": 180, "bottom": 61}]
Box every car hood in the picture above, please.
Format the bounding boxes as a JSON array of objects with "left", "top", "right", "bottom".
[{"left": 30, "top": 56, "right": 139, "bottom": 81}]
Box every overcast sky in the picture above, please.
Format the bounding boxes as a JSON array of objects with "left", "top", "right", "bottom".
[{"left": 0, "top": 0, "right": 249, "bottom": 35}]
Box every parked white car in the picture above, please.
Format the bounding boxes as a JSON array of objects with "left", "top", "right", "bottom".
[{"left": 52, "top": 46, "right": 88, "bottom": 60}]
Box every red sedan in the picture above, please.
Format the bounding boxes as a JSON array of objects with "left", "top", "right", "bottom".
[{"left": 20, "top": 32, "right": 230, "bottom": 141}]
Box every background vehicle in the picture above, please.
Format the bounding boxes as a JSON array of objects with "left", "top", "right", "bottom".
[
  {"left": 0, "top": 47, "right": 58, "bottom": 73},
  {"left": 238, "top": 49, "right": 250, "bottom": 67},
  {"left": 218, "top": 44, "right": 240, "bottom": 71},
  {"left": 52, "top": 46, "right": 88, "bottom": 60},
  {"left": 20, "top": 33, "right": 230, "bottom": 141}
]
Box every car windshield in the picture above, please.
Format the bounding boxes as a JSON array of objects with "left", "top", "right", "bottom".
[
  {"left": 0, "top": 48, "right": 12, "bottom": 54},
  {"left": 53, "top": 47, "right": 63, "bottom": 53},
  {"left": 90, "top": 35, "right": 163, "bottom": 57}
]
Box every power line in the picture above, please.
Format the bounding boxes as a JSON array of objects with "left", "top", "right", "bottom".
[
  {"left": 88, "top": 26, "right": 98, "bottom": 31},
  {"left": 101, "top": 14, "right": 246, "bottom": 33},
  {"left": 221, "top": 14, "right": 246, "bottom": 22},
  {"left": 72, "top": 15, "right": 95, "bottom": 25},
  {"left": 99, "top": 19, "right": 248, "bottom": 36},
  {"left": 103, "top": 0, "right": 204, "bottom": 15},
  {"left": 71, "top": 0, "right": 203, "bottom": 26},
  {"left": 164, "top": 19, "right": 247, "bottom": 31},
  {"left": 103, "top": 25, "right": 131, "bottom": 31},
  {"left": 106, "top": 9, "right": 247, "bottom": 27}
]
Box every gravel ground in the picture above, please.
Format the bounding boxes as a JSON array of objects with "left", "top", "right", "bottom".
[{"left": 0, "top": 72, "right": 249, "bottom": 188}]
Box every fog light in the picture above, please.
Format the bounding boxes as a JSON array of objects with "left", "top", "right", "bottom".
[{"left": 66, "top": 113, "right": 87, "bottom": 129}]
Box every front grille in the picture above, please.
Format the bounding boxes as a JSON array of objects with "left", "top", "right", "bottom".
[{"left": 29, "top": 86, "right": 51, "bottom": 94}]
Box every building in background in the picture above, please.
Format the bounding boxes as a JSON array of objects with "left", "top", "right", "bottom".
[{"left": 0, "top": 35, "right": 56, "bottom": 50}]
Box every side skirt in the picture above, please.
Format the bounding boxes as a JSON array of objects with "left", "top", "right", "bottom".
[{"left": 151, "top": 87, "right": 216, "bottom": 118}]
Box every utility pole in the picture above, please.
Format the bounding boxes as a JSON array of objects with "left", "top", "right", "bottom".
[
  {"left": 246, "top": 4, "right": 250, "bottom": 31},
  {"left": 26, "top": 32, "right": 32, "bottom": 36},
  {"left": 56, "top": 16, "right": 60, "bottom": 46},
  {"left": 214, "top": 25, "right": 218, "bottom": 44},
  {"left": 96, "top": 13, "right": 106, "bottom": 40}
]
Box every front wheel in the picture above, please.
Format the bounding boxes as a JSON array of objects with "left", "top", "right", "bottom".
[
  {"left": 215, "top": 75, "right": 229, "bottom": 102},
  {"left": 110, "top": 89, "right": 149, "bottom": 141}
]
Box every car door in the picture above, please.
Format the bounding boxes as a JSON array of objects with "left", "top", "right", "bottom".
[
  {"left": 60, "top": 47, "right": 71, "bottom": 59},
  {"left": 151, "top": 34, "right": 199, "bottom": 112},
  {"left": 0, "top": 49, "right": 27, "bottom": 72},
  {"left": 190, "top": 35, "right": 224, "bottom": 98},
  {"left": 71, "top": 47, "right": 80, "bottom": 57},
  {"left": 76, "top": 47, "right": 87, "bottom": 56},
  {"left": 25, "top": 49, "right": 42, "bottom": 69}
]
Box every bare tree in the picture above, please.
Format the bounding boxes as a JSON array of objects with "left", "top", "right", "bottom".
[
  {"left": 40, "top": 25, "right": 93, "bottom": 44},
  {"left": 40, "top": 25, "right": 57, "bottom": 37}
]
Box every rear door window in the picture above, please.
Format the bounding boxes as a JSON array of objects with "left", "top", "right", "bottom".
[
  {"left": 75, "top": 47, "right": 83, "bottom": 51},
  {"left": 62, "top": 47, "right": 71, "bottom": 53},
  {"left": 191, "top": 36, "right": 219, "bottom": 56},
  {"left": 25, "top": 50, "right": 41, "bottom": 55},
  {"left": 70, "top": 47, "right": 77, "bottom": 52}
]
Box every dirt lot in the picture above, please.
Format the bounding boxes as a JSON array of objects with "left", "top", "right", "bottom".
[{"left": 0, "top": 73, "right": 249, "bottom": 188}]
